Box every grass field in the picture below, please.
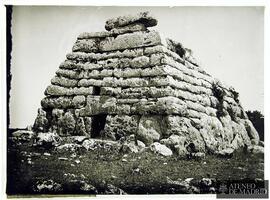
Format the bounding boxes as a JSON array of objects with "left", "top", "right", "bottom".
[{"left": 7, "top": 137, "right": 264, "bottom": 195}]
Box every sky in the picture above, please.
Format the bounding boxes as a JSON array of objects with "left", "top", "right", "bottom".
[{"left": 10, "top": 6, "right": 264, "bottom": 128}]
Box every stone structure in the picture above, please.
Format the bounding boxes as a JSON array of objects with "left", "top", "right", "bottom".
[{"left": 33, "top": 12, "right": 260, "bottom": 155}]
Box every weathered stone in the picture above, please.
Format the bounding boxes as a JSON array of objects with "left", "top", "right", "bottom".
[
  {"left": 130, "top": 56, "right": 150, "bottom": 68},
  {"left": 150, "top": 142, "right": 173, "bottom": 156},
  {"left": 78, "top": 31, "right": 111, "bottom": 39},
  {"left": 84, "top": 117, "right": 92, "bottom": 135},
  {"left": 11, "top": 130, "right": 34, "bottom": 142},
  {"left": 137, "top": 116, "right": 164, "bottom": 145},
  {"left": 56, "top": 69, "right": 83, "bottom": 79},
  {"left": 51, "top": 76, "right": 78, "bottom": 87},
  {"left": 72, "top": 39, "right": 99, "bottom": 53},
  {"left": 244, "top": 120, "right": 260, "bottom": 144},
  {"left": 75, "top": 117, "right": 88, "bottom": 136},
  {"left": 33, "top": 108, "right": 48, "bottom": 132},
  {"left": 60, "top": 112, "right": 76, "bottom": 136},
  {"left": 100, "top": 87, "right": 121, "bottom": 96},
  {"left": 104, "top": 115, "right": 139, "bottom": 140},
  {"left": 248, "top": 145, "right": 264, "bottom": 154},
  {"left": 45, "top": 85, "right": 94, "bottom": 96},
  {"left": 72, "top": 96, "right": 86, "bottom": 108},
  {"left": 36, "top": 132, "right": 61, "bottom": 147},
  {"left": 82, "top": 139, "right": 95, "bottom": 150},
  {"left": 105, "top": 11, "right": 157, "bottom": 31},
  {"left": 33, "top": 179, "right": 63, "bottom": 193},
  {"left": 217, "top": 148, "right": 234, "bottom": 157},
  {"left": 100, "top": 31, "right": 164, "bottom": 52},
  {"left": 51, "top": 108, "right": 64, "bottom": 133},
  {"left": 55, "top": 143, "right": 82, "bottom": 153},
  {"left": 41, "top": 97, "right": 73, "bottom": 109},
  {"left": 111, "top": 23, "right": 146, "bottom": 34},
  {"left": 78, "top": 79, "right": 103, "bottom": 87},
  {"left": 165, "top": 116, "right": 206, "bottom": 152}
]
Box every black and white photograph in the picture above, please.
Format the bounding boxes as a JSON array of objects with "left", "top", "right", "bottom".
[{"left": 1, "top": 2, "right": 269, "bottom": 199}]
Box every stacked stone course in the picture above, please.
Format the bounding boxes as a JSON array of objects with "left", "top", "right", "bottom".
[{"left": 33, "top": 11, "right": 259, "bottom": 155}]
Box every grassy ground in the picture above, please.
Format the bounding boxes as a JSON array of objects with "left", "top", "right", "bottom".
[{"left": 7, "top": 138, "right": 264, "bottom": 195}]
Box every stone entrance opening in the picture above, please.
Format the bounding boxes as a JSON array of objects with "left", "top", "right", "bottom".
[
  {"left": 91, "top": 114, "right": 107, "bottom": 138},
  {"left": 93, "top": 86, "right": 101, "bottom": 95}
]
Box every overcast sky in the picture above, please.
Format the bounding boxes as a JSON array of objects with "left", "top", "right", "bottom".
[{"left": 10, "top": 6, "right": 264, "bottom": 128}]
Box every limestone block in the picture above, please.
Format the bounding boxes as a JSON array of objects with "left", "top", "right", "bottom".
[
  {"left": 100, "top": 97, "right": 117, "bottom": 114},
  {"left": 50, "top": 108, "right": 64, "bottom": 134},
  {"left": 72, "top": 96, "right": 86, "bottom": 108},
  {"left": 150, "top": 142, "right": 173, "bottom": 156},
  {"left": 150, "top": 53, "right": 164, "bottom": 66},
  {"left": 199, "top": 116, "right": 228, "bottom": 152},
  {"left": 45, "top": 85, "right": 72, "bottom": 96},
  {"left": 73, "top": 87, "right": 94, "bottom": 95},
  {"left": 116, "top": 104, "right": 131, "bottom": 115},
  {"left": 100, "top": 87, "right": 121, "bottom": 96},
  {"left": 137, "top": 116, "right": 164, "bottom": 145},
  {"left": 59, "top": 60, "right": 76, "bottom": 69},
  {"left": 117, "top": 98, "right": 140, "bottom": 104},
  {"left": 103, "top": 77, "right": 119, "bottom": 87},
  {"left": 78, "top": 31, "right": 111, "bottom": 39},
  {"left": 186, "top": 101, "right": 207, "bottom": 114},
  {"left": 60, "top": 111, "right": 76, "bottom": 136},
  {"left": 41, "top": 97, "right": 73, "bottom": 109},
  {"left": 82, "top": 96, "right": 101, "bottom": 116},
  {"left": 110, "top": 23, "right": 147, "bottom": 34},
  {"left": 80, "top": 62, "right": 102, "bottom": 71},
  {"left": 66, "top": 52, "right": 92, "bottom": 62},
  {"left": 78, "top": 79, "right": 103, "bottom": 87},
  {"left": 105, "top": 11, "right": 157, "bottom": 31},
  {"left": 72, "top": 39, "right": 99, "bottom": 53},
  {"left": 133, "top": 100, "right": 157, "bottom": 114},
  {"left": 141, "top": 66, "right": 167, "bottom": 77},
  {"left": 121, "top": 68, "right": 142, "bottom": 78},
  {"left": 33, "top": 108, "right": 49, "bottom": 132},
  {"left": 130, "top": 56, "right": 150, "bottom": 68},
  {"left": 244, "top": 120, "right": 260, "bottom": 144},
  {"left": 85, "top": 69, "right": 100, "bottom": 79},
  {"left": 165, "top": 116, "right": 205, "bottom": 152},
  {"left": 147, "top": 86, "right": 174, "bottom": 98},
  {"left": 99, "top": 69, "right": 113, "bottom": 77},
  {"left": 144, "top": 45, "right": 167, "bottom": 55},
  {"left": 84, "top": 117, "right": 92, "bottom": 135},
  {"left": 104, "top": 115, "right": 139, "bottom": 140},
  {"left": 119, "top": 78, "right": 149, "bottom": 88},
  {"left": 149, "top": 76, "right": 172, "bottom": 87},
  {"left": 186, "top": 109, "right": 202, "bottom": 119},
  {"left": 99, "top": 31, "right": 163, "bottom": 52},
  {"left": 120, "top": 48, "right": 144, "bottom": 58},
  {"left": 156, "top": 96, "right": 187, "bottom": 115},
  {"left": 51, "top": 76, "right": 78, "bottom": 88},
  {"left": 74, "top": 117, "right": 88, "bottom": 136},
  {"left": 120, "top": 87, "right": 148, "bottom": 97},
  {"left": 56, "top": 69, "right": 83, "bottom": 80}
]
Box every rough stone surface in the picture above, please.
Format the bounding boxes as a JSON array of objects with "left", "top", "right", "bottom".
[
  {"left": 150, "top": 142, "right": 173, "bottom": 156},
  {"left": 105, "top": 11, "right": 157, "bottom": 31},
  {"left": 33, "top": 12, "right": 260, "bottom": 157}
]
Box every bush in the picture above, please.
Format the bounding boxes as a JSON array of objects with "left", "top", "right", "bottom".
[
  {"left": 229, "top": 87, "right": 239, "bottom": 103},
  {"left": 212, "top": 81, "right": 226, "bottom": 118},
  {"left": 246, "top": 110, "right": 264, "bottom": 141}
]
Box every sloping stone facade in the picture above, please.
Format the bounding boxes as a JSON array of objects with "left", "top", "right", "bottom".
[{"left": 33, "top": 11, "right": 260, "bottom": 155}]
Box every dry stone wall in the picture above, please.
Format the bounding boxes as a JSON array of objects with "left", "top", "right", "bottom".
[{"left": 33, "top": 11, "right": 260, "bottom": 155}]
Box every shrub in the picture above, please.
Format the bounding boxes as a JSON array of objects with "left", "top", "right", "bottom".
[
  {"left": 212, "top": 81, "right": 226, "bottom": 118},
  {"left": 246, "top": 110, "right": 264, "bottom": 141}
]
